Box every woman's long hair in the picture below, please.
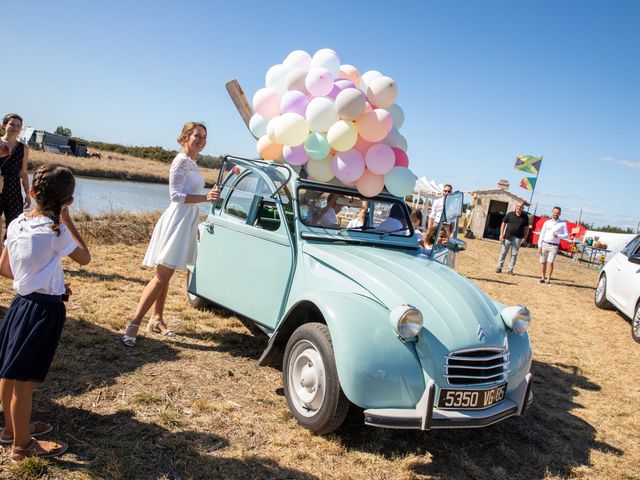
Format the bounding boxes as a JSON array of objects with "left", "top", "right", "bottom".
[{"left": 31, "top": 165, "right": 76, "bottom": 235}]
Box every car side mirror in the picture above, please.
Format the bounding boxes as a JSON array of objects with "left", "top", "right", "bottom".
[{"left": 628, "top": 254, "right": 640, "bottom": 265}]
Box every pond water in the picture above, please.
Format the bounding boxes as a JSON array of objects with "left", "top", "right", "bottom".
[{"left": 28, "top": 174, "right": 208, "bottom": 215}]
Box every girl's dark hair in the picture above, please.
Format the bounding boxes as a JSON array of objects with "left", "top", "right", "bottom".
[{"left": 31, "top": 164, "right": 76, "bottom": 235}]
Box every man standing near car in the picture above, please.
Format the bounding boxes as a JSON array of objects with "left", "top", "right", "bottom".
[
  {"left": 496, "top": 201, "right": 529, "bottom": 275},
  {"left": 537, "top": 206, "right": 569, "bottom": 285},
  {"left": 427, "top": 184, "right": 454, "bottom": 239}
]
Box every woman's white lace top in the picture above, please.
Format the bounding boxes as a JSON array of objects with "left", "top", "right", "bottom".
[{"left": 168, "top": 153, "right": 205, "bottom": 203}]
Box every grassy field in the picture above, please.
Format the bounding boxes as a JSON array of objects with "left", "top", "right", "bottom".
[
  {"left": 29, "top": 150, "right": 220, "bottom": 186},
  {"left": 0, "top": 215, "right": 639, "bottom": 479}
]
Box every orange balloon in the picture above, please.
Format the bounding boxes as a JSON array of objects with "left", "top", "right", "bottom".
[
  {"left": 356, "top": 109, "right": 393, "bottom": 143},
  {"left": 337, "top": 64, "right": 361, "bottom": 87},
  {"left": 257, "top": 135, "right": 283, "bottom": 161}
]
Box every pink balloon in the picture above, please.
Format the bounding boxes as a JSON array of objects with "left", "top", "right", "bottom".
[
  {"left": 392, "top": 147, "right": 409, "bottom": 167},
  {"left": 354, "top": 135, "right": 375, "bottom": 155},
  {"left": 356, "top": 170, "right": 385, "bottom": 197},
  {"left": 280, "top": 91, "right": 309, "bottom": 116},
  {"left": 356, "top": 109, "right": 393, "bottom": 142},
  {"left": 253, "top": 88, "right": 281, "bottom": 118},
  {"left": 283, "top": 144, "right": 309, "bottom": 166},
  {"left": 365, "top": 143, "right": 395, "bottom": 175},
  {"left": 337, "top": 65, "right": 361, "bottom": 87},
  {"left": 305, "top": 67, "right": 334, "bottom": 97},
  {"left": 332, "top": 149, "right": 365, "bottom": 184}
]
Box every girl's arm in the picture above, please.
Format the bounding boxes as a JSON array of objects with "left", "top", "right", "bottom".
[
  {"left": 0, "top": 247, "right": 13, "bottom": 279},
  {"left": 20, "top": 146, "right": 31, "bottom": 208},
  {"left": 61, "top": 207, "right": 91, "bottom": 265}
]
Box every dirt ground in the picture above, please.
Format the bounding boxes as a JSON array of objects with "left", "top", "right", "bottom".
[{"left": 0, "top": 237, "right": 638, "bottom": 479}]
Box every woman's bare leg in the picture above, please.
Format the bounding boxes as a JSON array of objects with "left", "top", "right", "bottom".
[
  {"left": 124, "top": 265, "right": 175, "bottom": 337},
  {"left": 150, "top": 282, "right": 171, "bottom": 333}
]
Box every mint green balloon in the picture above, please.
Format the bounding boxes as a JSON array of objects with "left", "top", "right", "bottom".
[{"left": 304, "top": 132, "right": 330, "bottom": 160}]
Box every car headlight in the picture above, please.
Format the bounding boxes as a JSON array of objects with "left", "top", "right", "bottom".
[
  {"left": 501, "top": 305, "right": 531, "bottom": 333},
  {"left": 389, "top": 305, "right": 423, "bottom": 340}
]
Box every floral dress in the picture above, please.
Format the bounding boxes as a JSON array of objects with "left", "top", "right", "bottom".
[{"left": 143, "top": 153, "right": 205, "bottom": 270}]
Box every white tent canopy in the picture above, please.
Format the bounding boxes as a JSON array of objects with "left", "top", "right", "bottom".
[{"left": 414, "top": 176, "right": 444, "bottom": 196}]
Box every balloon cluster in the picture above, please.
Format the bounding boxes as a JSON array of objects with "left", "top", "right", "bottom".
[{"left": 250, "top": 48, "right": 417, "bottom": 198}]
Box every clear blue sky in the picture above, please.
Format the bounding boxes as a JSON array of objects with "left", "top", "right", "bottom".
[{"left": 3, "top": 0, "right": 639, "bottom": 230}]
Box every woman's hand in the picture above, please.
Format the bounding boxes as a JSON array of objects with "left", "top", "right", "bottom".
[
  {"left": 23, "top": 193, "right": 31, "bottom": 209},
  {"left": 206, "top": 186, "right": 221, "bottom": 202}
]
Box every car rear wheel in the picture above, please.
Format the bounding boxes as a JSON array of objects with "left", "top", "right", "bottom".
[
  {"left": 186, "top": 270, "right": 210, "bottom": 310},
  {"left": 594, "top": 274, "right": 613, "bottom": 309},
  {"left": 283, "top": 323, "right": 350, "bottom": 434},
  {"left": 632, "top": 303, "right": 640, "bottom": 344}
]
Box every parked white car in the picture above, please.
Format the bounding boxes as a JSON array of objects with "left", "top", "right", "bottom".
[{"left": 595, "top": 234, "right": 640, "bottom": 342}]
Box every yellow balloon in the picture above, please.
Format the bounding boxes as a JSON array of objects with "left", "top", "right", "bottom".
[
  {"left": 327, "top": 120, "right": 358, "bottom": 152},
  {"left": 306, "top": 155, "right": 334, "bottom": 182}
]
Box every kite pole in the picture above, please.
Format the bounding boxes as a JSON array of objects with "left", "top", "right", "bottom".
[{"left": 528, "top": 155, "right": 543, "bottom": 206}]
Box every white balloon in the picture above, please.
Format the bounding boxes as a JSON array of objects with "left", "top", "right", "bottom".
[
  {"left": 249, "top": 113, "right": 269, "bottom": 138},
  {"left": 266, "top": 116, "right": 282, "bottom": 143},
  {"left": 360, "top": 70, "right": 382, "bottom": 94},
  {"left": 387, "top": 104, "right": 405, "bottom": 129},
  {"left": 310, "top": 48, "right": 341, "bottom": 77},
  {"left": 367, "top": 75, "right": 398, "bottom": 108},
  {"left": 273, "top": 113, "right": 309, "bottom": 147},
  {"left": 335, "top": 88, "right": 366, "bottom": 121},
  {"left": 265, "top": 64, "right": 291, "bottom": 96},
  {"left": 283, "top": 50, "right": 312, "bottom": 71},
  {"left": 306, "top": 155, "right": 334, "bottom": 182},
  {"left": 286, "top": 68, "right": 309, "bottom": 94},
  {"left": 305, "top": 97, "right": 338, "bottom": 132}
]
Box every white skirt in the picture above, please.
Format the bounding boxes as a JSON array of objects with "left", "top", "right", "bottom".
[{"left": 143, "top": 202, "right": 200, "bottom": 270}]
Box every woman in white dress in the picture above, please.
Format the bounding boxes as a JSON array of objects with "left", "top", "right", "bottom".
[{"left": 122, "top": 122, "right": 219, "bottom": 346}]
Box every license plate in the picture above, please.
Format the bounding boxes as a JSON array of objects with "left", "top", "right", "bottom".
[{"left": 438, "top": 384, "right": 507, "bottom": 410}]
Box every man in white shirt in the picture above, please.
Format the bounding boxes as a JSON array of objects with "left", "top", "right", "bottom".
[
  {"left": 427, "top": 184, "right": 453, "bottom": 239},
  {"left": 537, "top": 206, "right": 569, "bottom": 285}
]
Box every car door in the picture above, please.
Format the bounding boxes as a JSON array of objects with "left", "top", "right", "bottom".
[
  {"left": 193, "top": 164, "right": 294, "bottom": 330},
  {"left": 609, "top": 236, "right": 640, "bottom": 317}
]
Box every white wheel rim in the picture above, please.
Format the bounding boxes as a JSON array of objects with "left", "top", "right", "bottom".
[
  {"left": 595, "top": 276, "right": 606, "bottom": 302},
  {"left": 287, "top": 340, "right": 327, "bottom": 418},
  {"left": 633, "top": 308, "right": 640, "bottom": 338}
]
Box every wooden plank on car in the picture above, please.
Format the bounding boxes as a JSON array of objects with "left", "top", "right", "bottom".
[{"left": 226, "top": 79, "right": 256, "bottom": 138}]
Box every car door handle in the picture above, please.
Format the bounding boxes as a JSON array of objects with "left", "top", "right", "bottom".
[{"left": 204, "top": 222, "right": 214, "bottom": 234}]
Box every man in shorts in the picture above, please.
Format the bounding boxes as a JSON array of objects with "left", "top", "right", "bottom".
[{"left": 537, "top": 206, "right": 569, "bottom": 285}]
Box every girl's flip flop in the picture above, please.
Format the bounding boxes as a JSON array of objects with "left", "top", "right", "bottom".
[{"left": 0, "top": 421, "right": 54, "bottom": 444}]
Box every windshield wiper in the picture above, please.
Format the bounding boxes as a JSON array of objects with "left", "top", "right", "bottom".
[
  {"left": 340, "top": 225, "right": 377, "bottom": 232},
  {"left": 376, "top": 227, "right": 409, "bottom": 238}
]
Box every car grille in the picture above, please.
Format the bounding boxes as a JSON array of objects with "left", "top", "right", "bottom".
[{"left": 444, "top": 348, "right": 510, "bottom": 386}]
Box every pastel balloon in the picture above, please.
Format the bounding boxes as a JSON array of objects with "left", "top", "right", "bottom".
[
  {"left": 392, "top": 147, "right": 409, "bottom": 167},
  {"left": 332, "top": 149, "right": 365, "bottom": 183},
  {"left": 283, "top": 144, "right": 309, "bottom": 166},
  {"left": 365, "top": 143, "right": 395, "bottom": 175},
  {"left": 385, "top": 167, "right": 416, "bottom": 197},
  {"left": 305, "top": 97, "right": 338, "bottom": 132},
  {"left": 383, "top": 127, "right": 402, "bottom": 148},
  {"left": 327, "top": 120, "right": 358, "bottom": 152},
  {"left": 265, "top": 64, "right": 291, "bottom": 95},
  {"left": 337, "top": 64, "right": 361, "bottom": 87},
  {"left": 305, "top": 67, "right": 334, "bottom": 97},
  {"left": 334, "top": 79, "right": 356, "bottom": 90},
  {"left": 274, "top": 112, "right": 309, "bottom": 147},
  {"left": 360, "top": 70, "right": 382, "bottom": 93},
  {"left": 356, "top": 170, "right": 385, "bottom": 197},
  {"left": 286, "top": 68, "right": 309, "bottom": 94},
  {"left": 326, "top": 84, "right": 341, "bottom": 100},
  {"left": 266, "top": 116, "right": 281, "bottom": 143},
  {"left": 257, "top": 135, "right": 283, "bottom": 161},
  {"left": 306, "top": 155, "right": 334, "bottom": 182},
  {"left": 310, "top": 48, "right": 341, "bottom": 76},
  {"left": 253, "top": 88, "right": 281, "bottom": 118},
  {"left": 280, "top": 90, "right": 309, "bottom": 116},
  {"left": 354, "top": 135, "right": 375, "bottom": 155},
  {"left": 387, "top": 104, "right": 405, "bottom": 129},
  {"left": 367, "top": 76, "right": 398, "bottom": 108},
  {"left": 335, "top": 88, "right": 366, "bottom": 121},
  {"left": 304, "top": 132, "right": 331, "bottom": 160},
  {"left": 249, "top": 113, "right": 268, "bottom": 138},
  {"left": 356, "top": 109, "right": 393, "bottom": 142},
  {"left": 283, "top": 50, "right": 312, "bottom": 70}
]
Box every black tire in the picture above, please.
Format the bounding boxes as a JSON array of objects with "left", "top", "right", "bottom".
[
  {"left": 632, "top": 303, "right": 640, "bottom": 344},
  {"left": 186, "top": 270, "right": 210, "bottom": 310},
  {"left": 594, "top": 274, "right": 613, "bottom": 309},
  {"left": 282, "top": 323, "right": 350, "bottom": 434}
]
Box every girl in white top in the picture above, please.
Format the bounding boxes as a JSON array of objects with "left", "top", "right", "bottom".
[
  {"left": 123, "top": 122, "right": 219, "bottom": 346},
  {"left": 0, "top": 165, "right": 91, "bottom": 461}
]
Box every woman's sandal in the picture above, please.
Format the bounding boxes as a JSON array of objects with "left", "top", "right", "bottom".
[
  {"left": 10, "top": 437, "right": 68, "bottom": 462},
  {"left": 122, "top": 323, "right": 140, "bottom": 347},
  {"left": 0, "top": 421, "right": 53, "bottom": 444},
  {"left": 147, "top": 319, "right": 174, "bottom": 336}
]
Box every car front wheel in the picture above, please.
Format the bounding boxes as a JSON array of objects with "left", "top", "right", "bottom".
[
  {"left": 283, "top": 323, "right": 350, "bottom": 434},
  {"left": 186, "top": 270, "right": 210, "bottom": 310},
  {"left": 594, "top": 274, "right": 613, "bottom": 309},
  {"left": 632, "top": 303, "right": 640, "bottom": 344}
]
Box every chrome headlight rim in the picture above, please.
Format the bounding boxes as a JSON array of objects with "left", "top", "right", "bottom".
[
  {"left": 389, "top": 304, "right": 424, "bottom": 340},
  {"left": 501, "top": 305, "right": 531, "bottom": 334}
]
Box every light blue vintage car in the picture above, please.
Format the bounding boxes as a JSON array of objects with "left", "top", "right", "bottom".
[{"left": 187, "top": 156, "right": 533, "bottom": 434}]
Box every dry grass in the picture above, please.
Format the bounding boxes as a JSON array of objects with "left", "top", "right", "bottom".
[
  {"left": 0, "top": 227, "right": 639, "bottom": 479},
  {"left": 29, "top": 149, "right": 220, "bottom": 186}
]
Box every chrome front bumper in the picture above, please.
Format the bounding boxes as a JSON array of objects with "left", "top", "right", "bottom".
[{"left": 363, "top": 373, "right": 533, "bottom": 430}]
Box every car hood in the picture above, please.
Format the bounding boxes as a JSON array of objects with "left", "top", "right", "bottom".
[{"left": 302, "top": 242, "right": 505, "bottom": 351}]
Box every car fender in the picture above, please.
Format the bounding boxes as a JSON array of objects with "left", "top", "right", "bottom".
[{"left": 261, "top": 291, "right": 426, "bottom": 409}]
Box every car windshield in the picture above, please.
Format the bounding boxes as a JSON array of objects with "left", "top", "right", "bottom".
[{"left": 298, "top": 187, "right": 413, "bottom": 237}]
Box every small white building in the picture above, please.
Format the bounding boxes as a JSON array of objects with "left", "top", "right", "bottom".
[{"left": 468, "top": 180, "right": 529, "bottom": 240}]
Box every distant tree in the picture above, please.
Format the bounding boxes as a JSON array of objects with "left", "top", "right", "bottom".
[{"left": 55, "top": 126, "right": 72, "bottom": 137}]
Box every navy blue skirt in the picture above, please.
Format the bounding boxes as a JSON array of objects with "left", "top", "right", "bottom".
[{"left": 0, "top": 293, "right": 66, "bottom": 382}]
